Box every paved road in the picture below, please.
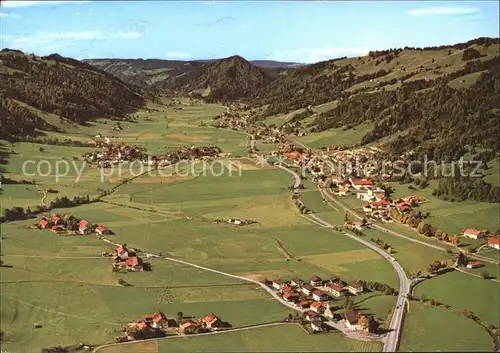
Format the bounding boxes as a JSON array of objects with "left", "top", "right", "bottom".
[
  {"left": 277, "top": 165, "right": 409, "bottom": 352},
  {"left": 294, "top": 136, "right": 499, "bottom": 266}
]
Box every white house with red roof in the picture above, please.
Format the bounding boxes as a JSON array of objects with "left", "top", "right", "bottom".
[
  {"left": 283, "top": 292, "right": 300, "bottom": 303},
  {"left": 79, "top": 220, "right": 90, "bottom": 234},
  {"left": 302, "top": 283, "right": 314, "bottom": 295},
  {"left": 95, "top": 225, "right": 107, "bottom": 236},
  {"left": 349, "top": 178, "right": 373, "bottom": 190},
  {"left": 463, "top": 229, "right": 487, "bottom": 239},
  {"left": 310, "top": 275, "right": 323, "bottom": 286},
  {"left": 126, "top": 257, "right": 143, "bottom": 271},
  {"left": 116, "top": 245, "right": 129, "bottom": 259},
  {"left": 488, "top": 236, "right": 500, "bottom": 250},
  {"left": 201, "top": 313, "right": 222, "bottom": 329},
  {"left": 466, "top": 261, "right": 481, "bottom": 269},
  {"left": 39, "top": 218, "right": 49, "bottom": 229},
  {"left": 310, "top": 301, "right": 326, "bottom": 314},
  {"left": 144, "top": 311, "right": 168, "bottom": 328},
  {"left": 51, "top": 214, "right": 62, "bottom": 225}
]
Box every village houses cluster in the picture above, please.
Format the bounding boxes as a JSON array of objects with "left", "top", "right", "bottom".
[
  {"left": 119, "top": 311, "right": 227, "bottom": 342},
  {"left": 36, "top": 213, "right": 110, "bottom": 236},
  {"left": 268, "top": 275, "right": 372, "bottom": 333},
  {"left": 82, "top": 139, "right": 222, "bottom": 169}
]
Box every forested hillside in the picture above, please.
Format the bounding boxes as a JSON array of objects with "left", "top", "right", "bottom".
[
  {"left": 0, "top": 49, "right": 146, "bottom": 139},
  {"left": 150, "top": 55, "right": 273, "bottom": 101}
]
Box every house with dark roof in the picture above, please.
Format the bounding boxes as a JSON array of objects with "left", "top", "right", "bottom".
[
  {"left": 312, "top": 289, "right": 328, "bottom": 302},
  {"left": 311, "top": 319, "right": 324, "bottom": 332},
  {"left": 302, "top": 283, "right": 315, "bottom": 296},
  {"left": 325, "top": 283, "right": 345, "bottom": 297},
  {"left": 310, "top": 275, "right": 323, "bottom": 286},
  {"left": 347, "top": 281, "right": 364, "bottom": 295},
  {"left": 343, "top": 310, "right": 368, "bottom": 332}
]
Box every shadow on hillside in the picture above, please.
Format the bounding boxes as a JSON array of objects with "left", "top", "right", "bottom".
[{"left": 0, "top": 141, "right": 12, "bottom": 174}]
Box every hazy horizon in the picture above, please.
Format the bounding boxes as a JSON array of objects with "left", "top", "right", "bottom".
[{"left": 1, "top": 0, "right": 499, "bottom": 63}]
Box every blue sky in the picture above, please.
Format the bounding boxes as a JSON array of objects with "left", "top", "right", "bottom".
[{"left": 0, "top": 1, "right": 498, "bottom": 63}]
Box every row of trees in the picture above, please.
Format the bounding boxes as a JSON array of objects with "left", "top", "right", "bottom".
[{"left": 0, "top": 195, "right": 95, "bottom": 223}]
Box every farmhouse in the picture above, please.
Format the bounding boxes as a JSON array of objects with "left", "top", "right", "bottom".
[
  {"left": 144, "top": 311, "right": 169, "bottom": 328},
  {"left": 298, "top": 300, "right": 311, "bottom": 309},
  {"left": 290, "top": 278, "right": 303, "bottom": 287},
  {"left": 371, "top": 200, "right": 392, "bottom": 210},
  {"left": 126, "top": 257, "right": 143, "bottom": 272},
  {"left": 310, "top": 275, "right": 323, "bottom": 286},
  {"left": 272, "top": 279, "right": 283, "bottom": 290},
  {"left": 95, "top": 225, "right": 108, "bottom": 235},
  {"left": 488, "top": 236, "right": 500, "bottom": 250},
  {"left": 310, "top": 301, "right": 326, "bottom": 314},
  {"left": 397, "top": 203, "right": 412, "bottom": 214},
  {"left": 39, "top": 218, "right": 49, "bottom": 229},
  {"left": 312, "top": 290, "right": 329, "bottom": 302},
  {"left": 347, "top": 281, "right": 364, "bottom": 295},
  {"left": 51, "top": 214, "right": 62, "bottom": 225},
  {"left": 51, "top": 225, "right": 63, "bottom": 233},
  {"left": 343, "top": 310, "right": 368, "bottom": 332},
  {"left": 311, "top": 319, "right": 324, "bottom": 332},
  {"left": 283, "top": 292, "right": 300, "bottom": 303},
  {"left": 306, "top": 310, "right": 319, "bottom": 322},
  {"left": 201, "top": 313, "right": 222, "bottom": 329},
  {"left": 345, "top": 221, "right": 364, "bottom": 231},
  {"left": 338, "top": 186, "right": 350, "bottom": 196},
  {"left": 466, "top": 261, "right": 481, "bottom": 269},
  {"left": 116, "top": 244, "right": 129, "bottom": 259},
  {"left": 463, "top": 229, "right": 487, "bottom": 239},
  {"left": 180, "top": 320, "right": 200, "bottom": 333},
  {"left": 280, "top": 285, "right": 293, "bottom": 293},
  {"left": 350, "top": 178, "right": 373, "bottom": 190},
  {"left": 79, "top": 220, "right": 90, "bottom": 235},
  {"left": 325, "top": 283, "right": 345, "bottom": 297},
  {"left": 302, "top": 284, "right": 314, "bottom": 295}
]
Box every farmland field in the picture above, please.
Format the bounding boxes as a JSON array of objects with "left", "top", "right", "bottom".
[
  {"left": 400, "top": 302, "right": 494, "bottom": 352},
  {"left": 0, "top": 100, "right": 403, "bottom": 352},
  {"left": 99, "top": 324, "right": 383, "bottom": 353},
  {"left": 413, "top": 270, "right": 500, "bottom": 327}
]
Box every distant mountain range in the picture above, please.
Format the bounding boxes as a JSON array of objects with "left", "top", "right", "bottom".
[
  {"left": 1, "top": 38, "right": 499, "bottom": 171},
  {"left": 83, "top": 56, "right": 302, "bottom": 89}
]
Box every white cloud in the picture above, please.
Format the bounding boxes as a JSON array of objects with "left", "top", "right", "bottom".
[
  {"left": 0, "top": 31, "right": 143, "bottom": 54},
  {"left": 266, "top": 47, "right": 369, "bottom": 63},
  {"left": 0, "top": 11, "right": 21, "bottom": 18},
  {"left": 1, "top": 1, "right": 90, "bottom": 8},
  {"left": 165, "top": 51, "right": 191, "bottom": 59},
  {"left": 407, "top": 6, "right": 479, "bottom": 17}
]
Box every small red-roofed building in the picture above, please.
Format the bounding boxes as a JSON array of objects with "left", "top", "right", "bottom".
[
  {"left": 488, "top": 236, "right": 500, "bottom": 250},
  {"left": 79, "top": 220, "right": 89, "bottom": 235},
  {"left": 201, "top": 313, "right": 222, "bottom": 329},
  {"left": 126, "top": 257, "right": 143, "bottom": 272}
]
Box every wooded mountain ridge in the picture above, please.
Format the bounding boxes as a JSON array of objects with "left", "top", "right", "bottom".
[{"left": 0, "top": 49, "right": 146, "bottom": 139}]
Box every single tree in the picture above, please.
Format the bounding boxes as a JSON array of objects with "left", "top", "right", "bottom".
[{"left": 480, "top": 270, "right": 490, "bottom": 279}]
